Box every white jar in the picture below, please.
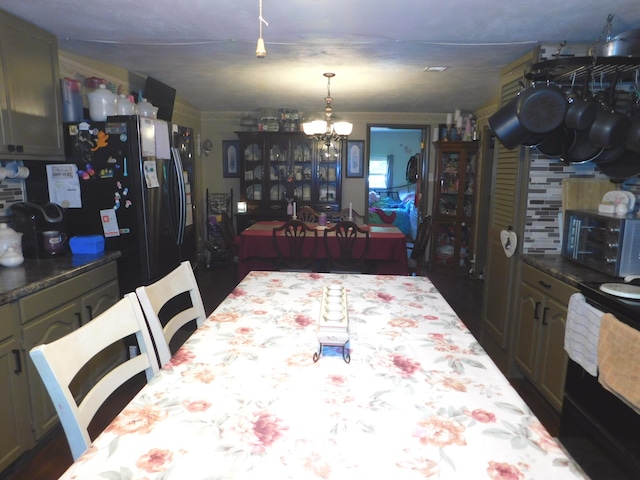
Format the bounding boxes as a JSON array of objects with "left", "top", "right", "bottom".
[
  {"left": 116, "top": 94, "right": 136, "bottom": 115},
  {"left": 0, "top": 224, "right": 23, "bottom": 267},
  {"left": 135, "top": 98, "right": 158, "bottom": 118},
  {"left": 86, "top": 84, "right": 117, "bottom": 121}
]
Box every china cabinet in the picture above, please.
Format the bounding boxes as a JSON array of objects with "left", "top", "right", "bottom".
[
  {"left": 431, "top": 141, "right": 479, "bottom": 273},
  {"left": 236, "top": 132, "right": 343, "bottom": 232}
]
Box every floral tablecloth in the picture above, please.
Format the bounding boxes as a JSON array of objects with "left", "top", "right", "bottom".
[{"left": 60, "top": 272, "right": 586, "bottom": 479}]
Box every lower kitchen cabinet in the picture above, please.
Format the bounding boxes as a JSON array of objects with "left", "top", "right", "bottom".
[
  {"left": 514, "top": 263, "right": 577, "bottom": 412},
  {"left": 0, "top": 301, "right": 29, "bottom": 473}
]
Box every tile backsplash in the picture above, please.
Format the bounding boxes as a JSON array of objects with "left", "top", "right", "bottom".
[{"left": 0, "top": 161, "right": 26, "bottom": 221}]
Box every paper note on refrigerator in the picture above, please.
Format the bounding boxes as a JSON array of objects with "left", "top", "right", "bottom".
[
  {"left": 46, "top": 164, "right": 82, "bottom": 208},
  {"left": 143, "top": 160, "right": 160, "bottom": 188},
  {"left": 100, "top": 208, "right": 120, "bottom": 237}
]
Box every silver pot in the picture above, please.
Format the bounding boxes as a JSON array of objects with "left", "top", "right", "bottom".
[{"left": 596, "top": 28, "right": 640, "bottom": 57}]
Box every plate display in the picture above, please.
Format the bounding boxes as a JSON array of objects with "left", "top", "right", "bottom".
[
  {"left": 270, "top": 184, "right": 286, "bottom": 201},
  {"left": 319, "top": 186, "right": 337, "bottom": 201},
  {"left": 244, "top": 144, "right": 261, "bottom": 161},
  {"left": 246, "top": 184, "right": 262, "bottom": 200},
  {"left": 254, "top": 166, "right": 262, "bottom": 180},
  {"left": 599, "top": 282, "right": 640, "bottom": 299},
  {"left": 602, "top": 190, "right": 629, "bottom": 206}
]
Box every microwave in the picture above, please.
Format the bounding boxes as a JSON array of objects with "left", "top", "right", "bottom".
[{"left": 562, "top": 209, "right": 640, "bottom": 277}]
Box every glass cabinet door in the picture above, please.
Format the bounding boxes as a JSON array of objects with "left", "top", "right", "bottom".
[
  {"left": 243, "top": 142, "right": 263, "bottom": 204},
  {"left": 463, "top": 151, "right": 477, "bottom": 218},
  {"left": 265, "top": 137, "right": 290, "bottom": 208},
  {"left": 291, "top": 138, "right": 314, "bottom": 204},
  {"left": 316, "top": 142, "right": 341, "bottom": 210},
  {"left": 438, "top": 151, "right": 461, "bottom": 216}
]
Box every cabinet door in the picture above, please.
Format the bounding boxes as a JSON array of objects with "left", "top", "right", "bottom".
[
  {"left": 315, "top": 141, "right": 342, "bottom": 211},
  {"left": 265, "top": 136, "right": 291, "bottom": 209},
  {"left": 536, "top": 296, "right": 569, "bottom": 411},
  {"left": 432, "top": 220, "right": 473, "bottom": 272},
  {"left": 22, "top": 301, "right": 80, "bottom": 441},
  {"left": 241, "top": 139, "right": 264, "bottom": 210},
  {"left": 437, "top": 149, "right": 463, "bottom": 217},
  {"left": 514, "top": 282, "right": 544, "bottom": 380},
  {"left": 291, "top": 137, "right": 314, "bottom": 205},
  {"left": 0, "top": 303, "right": 30, "bottom": 472},
  {"left": 0, "top": 10, "right": 63, "bottom": 159}
]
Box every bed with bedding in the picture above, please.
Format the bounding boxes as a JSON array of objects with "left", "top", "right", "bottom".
[{"left": 368, "top": 190, "right": 418, "bottom": 239}]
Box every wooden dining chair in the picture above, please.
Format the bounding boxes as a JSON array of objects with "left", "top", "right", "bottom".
[
  {"left": 337, "top": 208, "right": 365, "bottom": 225},
  {"left": 28, "top": 293, "right": 160, "bottom": 461},
  {"left": 408, "top": 214, "right": 432, "bottom": 276},
  {"left": 297, "top": 206, "right": 319, "bottom": 223},
  {"left": 273, "top": 219, "right": 318, "bottom": 271},
  {"left": 136, "top": 261, "right": 207, "bottom": 367},
  {"left": 323, "top": 220, "right": 371, "bottom": 273}
]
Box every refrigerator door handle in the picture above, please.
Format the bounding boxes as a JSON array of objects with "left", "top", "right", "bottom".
[{"left": 171, "top": 147, "right": 187, "bottom": 245}]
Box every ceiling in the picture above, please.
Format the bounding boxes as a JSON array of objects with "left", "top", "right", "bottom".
[{"left": 2, "top": 0, "right": 640, "bottom": 118}]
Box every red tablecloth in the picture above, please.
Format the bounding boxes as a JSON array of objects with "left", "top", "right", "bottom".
[{"left": 238, "top": 221, "right": 408, "bottom": 278}]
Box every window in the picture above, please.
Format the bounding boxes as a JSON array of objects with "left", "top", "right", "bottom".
[{"left": 369, "top": 156, "right": 391, "bottom": 189}]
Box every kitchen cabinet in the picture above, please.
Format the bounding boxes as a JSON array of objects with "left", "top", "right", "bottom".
[
  {"left": 514, "top": 263, "right": 577, "bottom": 412},
  {"left": 19, "top": 262, "right": 121, "bottom": 442},
  {"left": 0, "top": 301, "right": 29, "bottom": 473},
  {"left": 237, "top": 132, "right": 343, "bottom": 231},
  {"left": 0, "top": 9, "right": 64, "bottom": 160},
  {"left": 431, "top": 141, "right": 478, "bottom": 273}
]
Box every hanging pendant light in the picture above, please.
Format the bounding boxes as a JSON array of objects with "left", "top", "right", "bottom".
[
  {"left": 256, "top": 0, "right": 268, "bottom": 58},
  {"left": 303, "top": 73, "right": 353, "bottom": 146}
]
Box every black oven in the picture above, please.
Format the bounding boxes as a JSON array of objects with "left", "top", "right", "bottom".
[{"left": 560, "top": 281, "right": 640, "bottom": 479}]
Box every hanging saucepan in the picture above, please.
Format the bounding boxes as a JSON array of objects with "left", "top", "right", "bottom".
[
  {"left": 625, "top": 116, "right": 640, "bottom": 153},
  {"left": 488, "top": 95, "right": 532, "bottom": 149},
  {"left": 589, "top": 71, "right": 631, "bottom": 149},
  {"left": 592, "top": 144, "right": 626, "bottom": 165},
  {"left": 595, "top": 149, "right": 640, "bottom": 182},
  {"left": 535, "top": 126, "right": 576, "bottom": 158},
  {"left": 563, "top": 128, "right": 604, "bottom": 164},
  {"left": 565, "top": 71, "right": 598, "bottom": 131},
  {"left": 596, "top": 28, "right": 640, "bottom": 57},
  {"left": 516, "top": 82, "right": 568, "bottom": 134}
]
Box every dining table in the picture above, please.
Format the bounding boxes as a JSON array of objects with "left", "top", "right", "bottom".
[
  {"left": 59, "top": 271, "right": 586, "bottom": 479},
  {"left": 237, "top": 221, "right": 409, "bottom": 279}
]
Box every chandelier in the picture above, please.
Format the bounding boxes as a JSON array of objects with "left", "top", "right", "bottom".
[{"left": 303, "top": 73, "right": 353, "bottom": 146}]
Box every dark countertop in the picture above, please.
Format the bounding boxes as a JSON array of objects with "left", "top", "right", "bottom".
[
  {"left": 0, "top": 251, "right": 121, "bottom": 305},
  {"left": 520, "top": 253, "right": 616, "bottom": 287}
]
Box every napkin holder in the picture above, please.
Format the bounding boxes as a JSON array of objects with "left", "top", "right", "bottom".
[{"left": 314, "top": 286, "right": 350, "bottom": 363}]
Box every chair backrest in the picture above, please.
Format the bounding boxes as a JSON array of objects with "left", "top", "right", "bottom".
[
  {"left": 136, "top": 261, "right": 207, "bottom": 367},
  {"left": 29, "top": 293, "right": 159, "bottom": 461},
  {"left": 273, "top": 219, "right": 318, "bottom": 271},
  {"left": 338, "top": 208, "right": 365, "bottom": 225},
  {"left": 411, "top": 214, "right": 432, "bottom": 275},
  {"left": 324, "top": 220, "right": 370, "bottom": 272},
  {"left": 297, "top": 206, "right": 319, "bottom": 223}
]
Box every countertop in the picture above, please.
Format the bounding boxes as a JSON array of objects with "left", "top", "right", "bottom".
[
  {"left": 520, "top": 253, "right": 617, "bottom": 286},
  {"left": 0, "top": 251, "right": 121, "bottom": 305}
]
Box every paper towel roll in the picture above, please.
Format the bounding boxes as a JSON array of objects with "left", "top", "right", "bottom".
[{"left": 500, "top": 229, "right": 517, "bottom": 258}]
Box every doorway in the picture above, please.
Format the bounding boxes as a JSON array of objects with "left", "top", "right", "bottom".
[{"left": 366, "top": 124, "right": 430, "bottom": 241}]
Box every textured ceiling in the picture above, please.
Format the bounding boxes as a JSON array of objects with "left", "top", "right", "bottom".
[{"left": 2, "top": 0, "right": 640, "bottom": 117}]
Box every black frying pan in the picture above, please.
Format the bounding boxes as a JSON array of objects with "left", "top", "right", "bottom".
[{"left": 595, "top": 149, "right": 640, "bottom": 182}]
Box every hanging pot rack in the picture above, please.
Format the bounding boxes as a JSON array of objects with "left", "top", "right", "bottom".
[{"left": 525, "top": 56, "right": 640, "bottom": 85}]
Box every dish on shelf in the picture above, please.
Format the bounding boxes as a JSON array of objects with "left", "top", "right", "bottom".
[
  {"left": 303, "top": 167, "right": 312, "bottom": 179},
  {"left": 270, "top": 184, "right": 286, "bottom": 201},
  {"left": 319, "top": 185, "right": 337, "bottom": 201},
  {"left": 254, "top": 165, "right": 262, "bottom": 180},
  {"left": 302, "top": 185, "right": 311, "bottom": 201},
  {"left": 269, "top": 166, "right": 278, "bottom": 180},
  {"left": 246, "top": 184, "right": 262, "bottom": 200},
  {"left": 294, "top": 145, "right": 311, "bottom": 162},
  {"left": 244, "top": 144, "right": 261, "bottom": 161},
  {"left": 319, "top": 167, "right": 327, "bottom": 180}
]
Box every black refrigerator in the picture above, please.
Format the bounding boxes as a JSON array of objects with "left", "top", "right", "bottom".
[{"left": 26, "top": 115, "right": 197, "bottom": 295}]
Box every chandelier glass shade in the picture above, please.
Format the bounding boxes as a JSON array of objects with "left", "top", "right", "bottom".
[{"left": 303, "top": 73, "right": 352, "bottom": 145}]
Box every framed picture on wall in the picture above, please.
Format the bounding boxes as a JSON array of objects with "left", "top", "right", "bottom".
[
  {"left": 222, "top": 140, "right": 239, "bottom": 178},
  {"left": 346, "top": 140, "right": 364, "bottom": 178}
]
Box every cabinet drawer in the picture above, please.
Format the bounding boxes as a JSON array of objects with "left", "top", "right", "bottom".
[
  {"left": 521, "top": 263, "right": 577, "bottom": 305},
  {"left": 19, "top": 262, "right": 117, "bottom": 323},
  {"left": 0, "top": 302, "right": 19, "bottom": 341}
]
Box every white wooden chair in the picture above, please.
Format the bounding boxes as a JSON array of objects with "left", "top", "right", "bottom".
[
  {"left": 135, "top": 261, "right": 207, "bottom": 367},
  {"left": 28, "top": 293, "right": 159, "bottom": 461}
]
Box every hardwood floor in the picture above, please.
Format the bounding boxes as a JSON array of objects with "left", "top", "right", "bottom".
[{"left": 1, "top": 263, "right": 562, "bottom": 479}]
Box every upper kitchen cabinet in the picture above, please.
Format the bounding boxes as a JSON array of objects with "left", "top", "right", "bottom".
[
  {"left": 0, "top": 9, "right": 64, "bottom": 160},
  {"left": 431, "top": 141, "right": 479, "bottom": 273},
  {"left": 237, "top": 131, "right": 342, "bottom": 230}
]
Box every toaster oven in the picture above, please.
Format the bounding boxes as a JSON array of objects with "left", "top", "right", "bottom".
[{"left": 562, "top": 209, "right": 640, "bottom": 277}]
